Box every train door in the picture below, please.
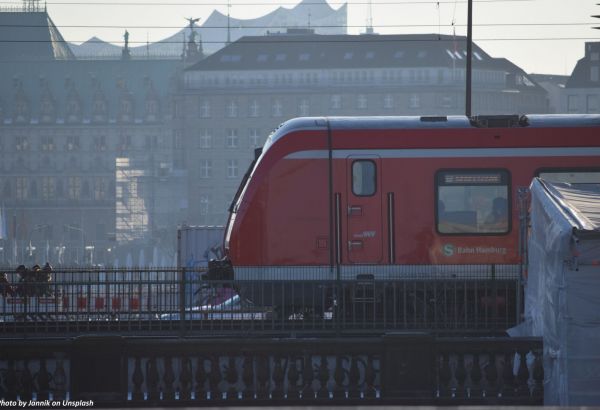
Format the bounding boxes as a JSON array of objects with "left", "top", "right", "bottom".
[{"left": 345, "top": 157, "right": 383, "bottom": 263}]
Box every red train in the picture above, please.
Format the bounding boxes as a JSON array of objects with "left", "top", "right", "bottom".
[{"left": 215, "top": 114, "right": 600, "bottom": 282}]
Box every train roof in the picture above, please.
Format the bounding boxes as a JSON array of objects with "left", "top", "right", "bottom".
[{"left": 263, "top": 114, "right": 600, "bottom": 152}]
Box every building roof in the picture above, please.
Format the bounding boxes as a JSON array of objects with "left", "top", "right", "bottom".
[
  {"left": 530, "top": 73, "right": 569, "bottom": 86},
  {"left": 186, "top": 33, "right": 529, "bottom": 74},
  {"left": 566, "top": 42, "right": 600, "bottom": 88},
  {"left": 0, "top": 10, "right": 75, "bottom": 61}
]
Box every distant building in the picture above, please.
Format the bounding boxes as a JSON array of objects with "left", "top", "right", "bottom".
[
  {"left": 0, "top": 8, "right": 191, "bottom": 266},
  {"left": 563, "top": 42, "right": 600, "bottom": 114},
  {"left": 530, "top": 74, "right": 568, "bottom": 114},
  {"left": 179, "top": 32, "right": 549, "bottom": 225},
  {"left": 68, "top": 0, "right": 347, "bottom": 58},
  {"left": 199, "top": 0, "right": 347, "bottom": 54}
]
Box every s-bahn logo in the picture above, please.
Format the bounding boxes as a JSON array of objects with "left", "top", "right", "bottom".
[
  {"left": 442, "top": 243, "right": 508, "bottom": 257},
  {"left": 443, "top": 244, "right": 455, "bottom": 257}
]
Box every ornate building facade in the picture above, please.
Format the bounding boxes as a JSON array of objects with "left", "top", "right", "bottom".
[{"left": 0, "top": 9, "right": 188, "bottom": 266}]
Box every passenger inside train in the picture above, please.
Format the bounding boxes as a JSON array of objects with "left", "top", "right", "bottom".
[{"left": 484, "top": 197, "right": 509, "bottom": 232}]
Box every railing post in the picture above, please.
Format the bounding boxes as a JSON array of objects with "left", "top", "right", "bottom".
[
  {"left": 491, "top": 264, "right": 498, "bottom": 324},
  {"left": 382, "top": 332, "right": 434, "bottom": 399},
  {"left": 71, "top": 335, "right": 125, "bottom": 403},
  {"left": 179, "top": 267, "right": 186, "bottom": 335}
]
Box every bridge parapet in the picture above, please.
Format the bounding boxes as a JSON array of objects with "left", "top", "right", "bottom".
[{"left": 0, "top": 335, "right": 543, "bottom": 406}]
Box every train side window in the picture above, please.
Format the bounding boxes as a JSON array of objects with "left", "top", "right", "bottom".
[
  {"left": 537, "top": 169, "right": 600, "bottom": 184},
  {"left": 436, "top": 170, "right": 510, "bottom": 235},
  {"left": 352, "top": 160, "right": 376, "bottom": 196}
]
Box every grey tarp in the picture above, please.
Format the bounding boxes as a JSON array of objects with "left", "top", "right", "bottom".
[{"left": 520, "top": 178, "right": 600, "bottom": 405}]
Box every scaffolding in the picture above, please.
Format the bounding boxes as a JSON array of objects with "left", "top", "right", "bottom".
[{"left": 116, "top": 158, "right": 149, "bottom": 243}]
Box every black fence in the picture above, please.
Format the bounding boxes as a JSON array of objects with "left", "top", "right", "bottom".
[{"left": 0, "top": 266, "right": 521, "bottom": 337}]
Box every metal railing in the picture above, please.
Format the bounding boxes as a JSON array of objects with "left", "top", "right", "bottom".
[{"left": 0, "top": 266, "right": 520, "bottom": 336}]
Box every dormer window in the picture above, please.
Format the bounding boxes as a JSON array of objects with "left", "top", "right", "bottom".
[
  {"left": 93, "top": 98, "right": 106, "bottom": 115},
  {"left": 66, "top": 99, "right": 81, "bottom": 122},
  {"left": 145, "top": 98, "right": 159, "bottom": 121},
  {"left": 592, "top": 66, "right": 599, "bottom": 82}
]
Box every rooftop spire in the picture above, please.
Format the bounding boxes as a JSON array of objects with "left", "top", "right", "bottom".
[
  {"left": 365, "top": 0, "right": 374, "bottom": 34},
  {"left": 226, "top": 0, "right": 231, "bottom": 44},
  {"left": 121, "top": 30, "right": 131, "bottom": 60},
  {"left": 184, "top": 17, "right": 202, "bottom": 63}
]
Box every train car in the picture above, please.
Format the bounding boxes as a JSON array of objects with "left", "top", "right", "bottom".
[{"left": 216, "top": 114, "right": 600, "bottom": 286}]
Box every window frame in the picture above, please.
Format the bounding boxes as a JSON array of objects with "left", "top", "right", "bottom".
[
  {"left": 199, "top": 160, "right": 212, "bottom": 179},
  {"left": 248, "top": 128, "right": 261, "bottom": 148},
  {"left": 227, "top": 159, "right": 239, "bottom": 179},
  {"left": 435, "top": 168, "right": 512, "bottom": 236},
  {"left": 351, "top": 159, "right": 377, "bottom": 197},
  {"left": 226, "top": 128, "right": 239, "bottom": 149}
]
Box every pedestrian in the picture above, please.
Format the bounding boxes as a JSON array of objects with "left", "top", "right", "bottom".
[
  {"left": 41, "top": 262, "right": 53, "bottom": 296},
  {"left": 15, "top": 265, "right": 30, "bottom": 297},
  {"left": 0, "top": 272, "right": 14, "bottom": 297},
  {"left": 31, "top": 264, "right": 42, "bottom": 296}
]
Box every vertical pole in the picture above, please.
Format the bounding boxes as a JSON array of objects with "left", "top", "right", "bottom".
[
  {"left": 326, "top": 119, "right": 340, "bottom": 335},
  {"left": 81, "top": 212, "right": 85, "bottom": 266},
  {"left": 465, "top": 0, "right": 473, "bottom": 117},
  {"left": 177, "top": 229, "right": 185, "bottom": 334},
  {"left": 179, "top": 267, "right": 186, "bottom": 334}
]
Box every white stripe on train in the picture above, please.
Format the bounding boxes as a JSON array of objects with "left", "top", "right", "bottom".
[{"left": 285, "top": 147, "right": 600, "bottom": 160}]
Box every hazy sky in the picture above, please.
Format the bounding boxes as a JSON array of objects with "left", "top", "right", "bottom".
[{"left": 43, "top": 0, "right": 599, "bottom": 75}]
